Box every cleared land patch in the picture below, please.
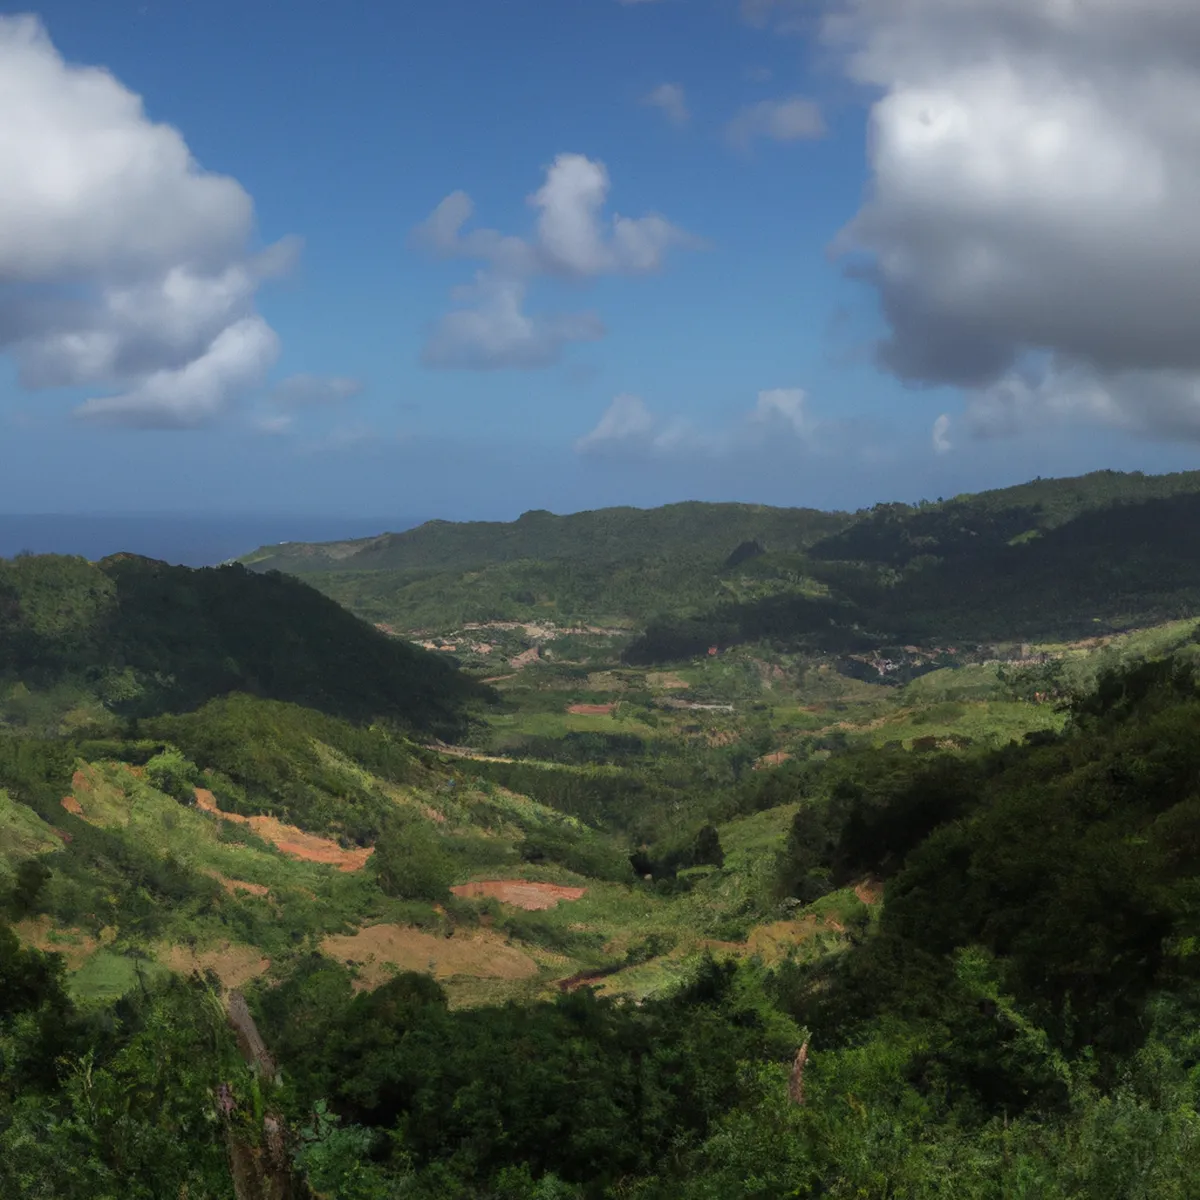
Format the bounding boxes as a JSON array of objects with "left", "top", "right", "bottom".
[
  {"left": 567, "top": 703, "right": 616, "bottom": 716},
  {"left": 450, "top": 880, "right": 587, "bottom": 910},
  {"left": 15, "top": 915, "right": 107, "bottom": 970},
  {"left": 204, "top": 870, "right": 271, "bottom": 897},
  {"left": 321, "top": 923, "right": 539, "bottom": 990},
  {"left": 155, "top": 940, "right": 271, "bottom": 989},
  {"left": 193, "top": 787, "right": 373, "bottom": 871},
  {"left": 754, "top": 751, "right": 793, "bottom": 769}
]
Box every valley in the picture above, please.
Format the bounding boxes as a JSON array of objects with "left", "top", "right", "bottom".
[{"left": 5, "top": 469, "right": 1200, "bottom": 1197}]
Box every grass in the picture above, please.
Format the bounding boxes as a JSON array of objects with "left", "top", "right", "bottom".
[
  {"left": 0, "top": 787, "right": 61, "bottom": 879},
  {"left": 20, "top": 614, "right": 1194, "bottom": 1014},
  {"left": 70, "top": 951, "right": 165, "bottom": 1003}
]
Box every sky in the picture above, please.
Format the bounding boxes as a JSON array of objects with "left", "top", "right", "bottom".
[{"left": 2, "top": 0, "right": 1200, "bottom": 524}]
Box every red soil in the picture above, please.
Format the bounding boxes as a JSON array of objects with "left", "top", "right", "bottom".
[
  {"left": 205, "top": 870, "right": 271, "bottom": 897},
  {"left": 450, "top": 879, "right": 587, "bottom": 911},
  {"left": 754, "top": 751, "right": 793, "bottom": 769},
  {"left": 567, "top": 703, "right": 615, "bottom": 715},
  {"left": 855, "top": 878, "right": 884, "bottom": 906},
  {"left": 61, "top": 795, "right": 84, "bottom": 815},
  {"left": 193, "top": 788, "right": 373, "bottom": 872}
]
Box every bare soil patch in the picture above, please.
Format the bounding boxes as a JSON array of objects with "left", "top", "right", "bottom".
[
  {"left": 321, "top": 923, "right": 538, "bottom": 990},
  {"left": 754, "top": 751, "right": 793, "bottom": 769},
  {"left": 855, "top": 878, "right": 884, "bottom": 906},
  {"left": 194, "top": 787, "right": 373, "bottom": 871},
  {"left": 205, "top": 870, "right": 270, "bottom": 898},
  {"left": 450, "top": 879, "right": 587, "bottom": 911},
  {"left": 15, "top": 916, "right": 104, "bottom": 970},
  {"left": 567, "top": 703, "right": 615, "bottom": 716},
  {"left": 61, "top": 766, "right": 98, "bottom": 816},
  {"left": 157, "top": 940, "right": 271, "bottom": 990}
]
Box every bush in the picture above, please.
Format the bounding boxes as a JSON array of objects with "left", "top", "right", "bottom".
[
  {"left": 143, "top": 748, "right": 200, "bottom": 803},
  {"left": 373, "top": 813, "right": 454, "bottom": 901}
]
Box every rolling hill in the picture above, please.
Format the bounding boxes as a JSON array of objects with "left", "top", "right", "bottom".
[
  {"left": 0, "top": 551, "right": 488, "bottom": 738},
  {"left": 240, "top": 468, "right": 1200, "bottom": 661}
]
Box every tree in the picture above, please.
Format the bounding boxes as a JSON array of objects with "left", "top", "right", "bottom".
[
  {"left": 693, "top": 824, "right": 725, "bottom": 869},
  {"left": 373, "top": 812, "right": 453, "bottom": 901}
]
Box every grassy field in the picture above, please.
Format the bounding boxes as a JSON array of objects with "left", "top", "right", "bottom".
[{"left": 14, "top": 613, "right": 1193, "bottom": 1021}]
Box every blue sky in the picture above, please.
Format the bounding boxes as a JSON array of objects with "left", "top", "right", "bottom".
[{"left": 2, "top": 0, "right": 1198, "bottom": 521}]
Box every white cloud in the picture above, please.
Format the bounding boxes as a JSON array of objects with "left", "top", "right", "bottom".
[
  {"left": 751, "top": 387, "right": 814, "bottom": 436},
  {"left": 822, "top": 0, "right": 1200, "bottom": 439},
  {"left": 964, "top": 363, "right": 1200, "bottom": 442},
  {"left": 0, "top": 15, "right": 296, "bottom": 427},
  {"left": 270, "top": 374, "right": 364, "bottom": 407},
  {"left": 643, "top": 83, "right": 689, "bottom": 127},
  {"left": 725, "top": 96, "right": 826, "bottom": 150},
  {"left": 412, "top": 154, "right": 697, "bottom": 369},
  {"left": 574, "top": 393, "right": 656, "bottom": 453},
  {"left": 74, "top": 316, "right": 280, "bottom": 429},
  {"left": 422, "top": 276, "right": 604, "bottom": 370},
  {"left": 415, "top": 155, "right": 695, "bottom": 279},
  {"left": 932, "top": 413, "right": 952, "bottom": 453},
  {"left": 576, "top": 386, "right": 835, "bottom": 458}
]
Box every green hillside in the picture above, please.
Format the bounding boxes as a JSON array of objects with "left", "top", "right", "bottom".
[
  {"left": 7, "top": 486, "right": 1200, "bottom": 1196},
  {"left": 242, "top": 500, "right": 850, "bottom": 575},
  {"left": 0, "top": 552, "right": 487, "bottom": 738},
  {"left": 239, "top": 468, "right": 1200, "bottom": 655},
  {"left": 7, "top": 644, "right": 1200, "bottom": 1195},
  {"left": 240, "top": 500, "right": 851, "bottom": 630}
]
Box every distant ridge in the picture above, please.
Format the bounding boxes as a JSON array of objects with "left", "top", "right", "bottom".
[
  {"left": 238, "top": 469, "right": 1200, "bottom": 655},
  {"left": 240, "top": 500, "right": 848, "bottom": 576}
]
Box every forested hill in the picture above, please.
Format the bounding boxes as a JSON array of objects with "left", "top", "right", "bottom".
[
  {"left": 0, "top": 552, "right": 486, "bottom": 737},
  {"left": 237, "top": 467, "right": 1200, "bottom": 646},
  {"left": 241, "top": 500, "right": 851, "bottom": 575}
]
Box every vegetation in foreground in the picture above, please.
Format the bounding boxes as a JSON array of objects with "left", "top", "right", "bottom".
[
  {"left": 6, "top": 511, "right": 1200, "bottom": 1197},
  {"left": 5, "top": 654, "right": 1200, "bottom": 1196}
]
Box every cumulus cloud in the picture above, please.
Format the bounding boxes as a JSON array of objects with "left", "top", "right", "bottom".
[
  {"left": 964, "top": 363, "right": 1200, "bottom": 442},
  {"left": 822, "top": 0, "right": 1200, "bottom": 439},
  {"left": 421, "top": 277, "right": 604, "bottom": 370},
  {"left": 73, "top": 316, "right": 280, "bottom": 429},
  {"left": 642, "top": 82, "right": 689, "bottom": 127},
  {"left": 576, "top": 387, "right": 832, "bottom": 458},
  {"left": 412, "top": 154, "right": 696, "bottom": 369},
  {"left": 750, "top": 387, "right": 814, "bottom": 436},
  {"left": 932, "top": 413, "right": 952, "bottom": 453},
  {"left": 574, "top": 393, "right": 657, "bottom": 453},
  {"left": 0, "top": 15, "right": 294, "bottom": 427},
  {"left": 725, "top": 96, "right": 826, "bottom": 150}
]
